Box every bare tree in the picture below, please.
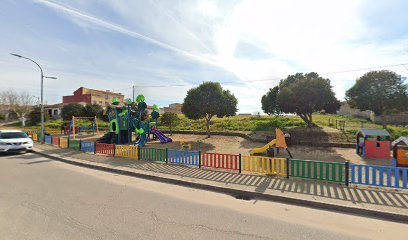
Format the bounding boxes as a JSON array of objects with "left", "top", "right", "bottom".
[{"left": 0, "top": 89, "right": 35, "bottom": 127}]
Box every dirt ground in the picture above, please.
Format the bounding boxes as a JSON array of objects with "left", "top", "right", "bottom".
[{"left": 143, "top": 134, "right": 394, "bottom": 166}]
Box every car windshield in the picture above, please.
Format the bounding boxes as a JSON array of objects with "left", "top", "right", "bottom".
[{"left": 0, "top": 132, "right": 28, "bottom": 139}]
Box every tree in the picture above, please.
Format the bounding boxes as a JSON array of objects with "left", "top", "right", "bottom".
[
  {"left": 82, "top": 104, "right": 104, "bottom": 118},
  {"left": 160, "top": 112, "right": 179, "bottom": 135},
  {"left": 0, "top": 89, "right": 35, "bottom": 127},
  {"left": 346, "top": 70, "right": 408, "bottom": 127},
  {"left": 27, "top": 106, "right": 50, "bottom": 125},
  {"left": 182, "top": 82, "right": 238, "bottom": 137},
  {"left": 61, "top": 103, "right": 85, "bottom": 121},
  {"left": 261, "top": 86, "right": 281, "bottom": 115},
  {"left": 274, "top": 72, "right": 339, "bottom": 127}
]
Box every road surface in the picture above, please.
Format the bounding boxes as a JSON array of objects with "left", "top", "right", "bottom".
[{"left": 0, "top": 153, "right": 406, "bottom": 240}]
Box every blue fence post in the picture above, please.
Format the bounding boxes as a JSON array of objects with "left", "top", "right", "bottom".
[
  {"left": 357, "top": 165, "right": 362, "bottom": 184},
  {"left": 394, "top": 168, "right": 400, "bottom": 188}
]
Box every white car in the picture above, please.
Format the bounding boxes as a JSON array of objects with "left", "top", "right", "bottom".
[{"left": 0, "top": 130, "right": 33, "bottom": 153}]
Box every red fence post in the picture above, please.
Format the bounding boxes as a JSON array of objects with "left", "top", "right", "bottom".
[{"left": 113, "top": 144, "right": 116, "bottom": 157}]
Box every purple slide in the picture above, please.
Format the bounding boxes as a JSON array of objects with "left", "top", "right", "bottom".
[{"left": 151, "top": 129, "right": 172, "bottom": 143}]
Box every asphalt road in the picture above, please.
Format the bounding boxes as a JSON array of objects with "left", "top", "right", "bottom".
[{"left": 0, "top": 153, "right": 406, "bottom": 240}]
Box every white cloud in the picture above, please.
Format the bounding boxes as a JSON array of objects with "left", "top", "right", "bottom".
[{"left": 2, "top": 0, "right": 408, "bottom": 114}]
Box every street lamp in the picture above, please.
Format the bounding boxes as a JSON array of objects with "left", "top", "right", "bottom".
[{"left": 10, "top": 53, "right": 57, "bottom": 143}]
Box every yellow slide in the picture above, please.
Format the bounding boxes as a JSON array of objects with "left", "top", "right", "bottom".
[
  {"left": 250, "top": 139, "right": 276, "bottom": 155},
  {"left": 250, "top": 128, "right": 288, "bottom": 155}
]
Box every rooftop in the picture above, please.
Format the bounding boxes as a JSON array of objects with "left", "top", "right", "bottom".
[
  {"left": 357, "top": 129, "right": 391, "bottom": 137},
  {"left": 392, "top": 136, "right": 408, "bottom": 147},
  {"left": 81, "top": 87, "right": 123, "bottom": 96}
]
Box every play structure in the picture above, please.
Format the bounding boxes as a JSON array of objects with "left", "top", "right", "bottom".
[
  {"left": 99, "top": 95, "right": 172, "bottom": 147},
  {"left": 356, "top": 129, "right": 391, "bottom": 159},
  {"left": 250, "top": 128, "right": 292, "bottom": 158},
  {"left": 392, "top": 137, "right": 408, "bottom": 167},
  {"left": 180, "top": 141, "right": 192, "bottom": 150},
  {"left": 69, "top": 116, "right": 99, "bottom": 139}
]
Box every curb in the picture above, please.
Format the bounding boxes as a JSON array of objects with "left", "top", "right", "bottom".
[{"left": 33, "top": 150, "right": 408, "bottom": 224}]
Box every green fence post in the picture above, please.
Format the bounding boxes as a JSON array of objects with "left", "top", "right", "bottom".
[
  {"left": 239, "top": 153, "right": 242, "bottom": 174},
  {"left": 138, "top": 146, "right": 141, "bottom": 160},
  {"left": 198, "top": 151, "right": 201, "bottom": 168},
  {"left": 165, "top": 148, "right": 168, "bottom": 164},
  {"left": 345, "top": 161, "right": 350, "bottom": 186},
  {"left": 94, "top": 143, "right": 97, "bottom": 154},
  {"left": 286, "top": 158, "right": 290, "bottom": 179}
]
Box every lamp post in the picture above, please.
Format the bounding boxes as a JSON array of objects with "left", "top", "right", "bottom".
[{"left": 10, "top": 53, "right": 56, "bottom": 143}]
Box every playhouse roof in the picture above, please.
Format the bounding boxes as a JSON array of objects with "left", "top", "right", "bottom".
[
  {"left": 357, "top": 129, "right": 391, "bottom": 137},
  {"left": 392, "top": 136, "right": 408, "bottom": 147}
]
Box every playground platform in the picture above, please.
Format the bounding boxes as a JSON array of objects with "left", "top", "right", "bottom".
[{"left": 33, "top": 143, "right": 408, "bottom": 223}]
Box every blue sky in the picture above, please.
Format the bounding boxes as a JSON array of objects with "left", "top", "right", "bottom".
[{"left": 1, "top": 0, "right": 407, "bottom": 113}]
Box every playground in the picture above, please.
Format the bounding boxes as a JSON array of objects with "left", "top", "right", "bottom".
[
  {"left": 55, "top": 130, "right": 391, "bottom": 166},
  {"left": 22, "top": 93, "right": 408, "bottom": 191}
]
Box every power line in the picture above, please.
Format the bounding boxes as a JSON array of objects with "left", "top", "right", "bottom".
[
  {"left": 118, "top": 62, "right": 408, "bottom": 89},
  {"left": 319, "top": 63, "right": 408, "bottom": 75}
]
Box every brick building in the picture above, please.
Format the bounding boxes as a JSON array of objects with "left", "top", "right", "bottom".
[
  {"left": 63, "top": 87, "right": 125, "bottom": 107},
  {"left": 161, "top": 103, "right": 182, "bottom": 114}
]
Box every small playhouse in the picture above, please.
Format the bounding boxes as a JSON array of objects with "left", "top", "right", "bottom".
[
  {"left": 356, "top": 129, "right": 391, "bottom": 159},
  {"left": 392, "top": 137, "right": 408, "bottom": 167}
]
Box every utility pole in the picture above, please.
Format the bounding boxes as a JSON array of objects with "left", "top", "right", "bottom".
[
  {"left": 132, "top": 85, "right": 135, "bottom": 102},
  {"left": 10, "top": 53, "right": 57, "bottom": 143}
]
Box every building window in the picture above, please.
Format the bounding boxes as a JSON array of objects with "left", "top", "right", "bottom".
[{"left": 105, "top": 95, "right": 108, "bottom": 100}]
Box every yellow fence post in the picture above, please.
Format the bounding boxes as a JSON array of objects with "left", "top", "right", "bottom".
[
  {"left": 115, "top": 145, "right": 138, "bottom": 159},
  {"left": 242, "top": 156, "right": 286, "bottom": 176},
  {"left": 59, "top": 137, "right": 68, "bottom": 148}
]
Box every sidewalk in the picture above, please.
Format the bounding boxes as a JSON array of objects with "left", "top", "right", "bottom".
[{"left": 33, "top": 144, "right": 408, "bottom": 222}]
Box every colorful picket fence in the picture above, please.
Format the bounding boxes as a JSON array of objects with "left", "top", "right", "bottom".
[
  {"left": 95, "top": 143, "right": 115, "bottom": 156},
  {"left": 139, "top": 147, "right": 166, "bottom": 162},
  {"left": 44, "top": 135, "right": 52, "bottom": 144},
  {"left": 59, "top": 137, "right": 68, "bottom": 148},
  {"left": 115, "top": 145, "right": 138, "bottom": 159},
  {"left": 289, "top": 159, "right": 345, "bottom": 183},
  {"left": 350, "top": 164, "right": 408, "bottom": 189},
  {"left": 37, "top": 133, "right": 408, "bottom": 190},
  {"left": 68, "top": 139, "right": 81, "bottom": 150},
  {"left": 242, "top": 156, "right": 286, "bottom": 176},
  {"left": 80, "top": 141, "right": 95, "bottom": 153},
  {"left": 167, "top": 149, "right": 200, "bottom": 166},
  {"left": 201, "top": 152, "right": 240, "bottom": 170}
]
